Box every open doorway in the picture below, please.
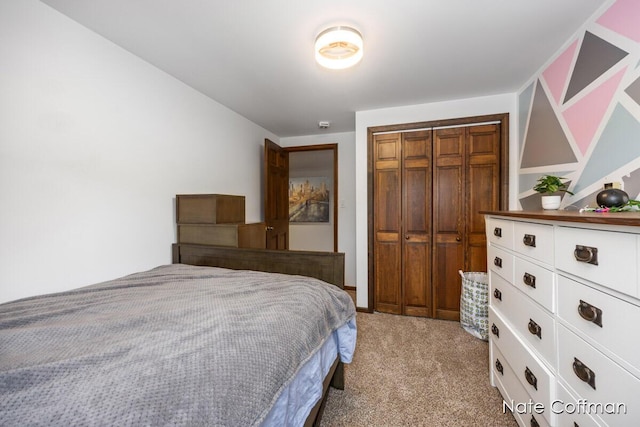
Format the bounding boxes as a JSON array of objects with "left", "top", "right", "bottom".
[{"left": 287, "top": 144, "right": 338, "bottom": 252}]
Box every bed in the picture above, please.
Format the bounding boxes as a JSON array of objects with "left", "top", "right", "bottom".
[{"left": 0, "top": 244, "right": 356, "bottom": 426}]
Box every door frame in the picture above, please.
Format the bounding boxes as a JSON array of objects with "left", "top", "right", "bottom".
[
  {"left": 367, "top": 113, "right": 509, "bottom": 312},
  {"left": 285, "top": 143, "right": 339, "bottom": 252}
]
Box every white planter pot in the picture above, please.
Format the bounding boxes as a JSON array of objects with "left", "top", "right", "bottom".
[{"left": 541, "top": 195, "right": 561, "bottom": 210}]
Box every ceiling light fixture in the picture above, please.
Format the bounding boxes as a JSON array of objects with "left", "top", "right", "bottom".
[{"left": 315, "top": 26, "right": 363, "bottom": 70}]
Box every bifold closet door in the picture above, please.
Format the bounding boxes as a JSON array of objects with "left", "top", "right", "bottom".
[
  {"left": 373, "top": 131, "right": 431, "bottom": 316},
  {"left": 401, "top": 131, "right": 432, "bottom": 317},
  {"left": 432, "top": 124, "right": 500, "bottom": 320}
]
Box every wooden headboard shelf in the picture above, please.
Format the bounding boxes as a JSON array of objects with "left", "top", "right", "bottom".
[{"left": 172, "top": 243, "right": 345, "bottom": 288}]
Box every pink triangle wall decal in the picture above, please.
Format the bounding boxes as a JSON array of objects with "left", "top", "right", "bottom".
[
  {"left": 597, "top": 0, "right": 640, "bottom": 43},
  {"left": 563, "top": 67, "right": 627, "bottom": 156},
  {"left": 542, "top": 40, "right": 578, "bottom": 105}
]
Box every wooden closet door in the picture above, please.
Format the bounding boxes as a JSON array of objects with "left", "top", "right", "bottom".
[
  {"left": 373, "top": 133, "right": 402, "bottom": 314},
  {"left": 466, "top": 124, "right": 500, "bottom": 271},
  {"left": 402, "top": 130, "right": 431, "bottom": 317},
  {"left": 433, "top": 124, "right": 501, "bottom": 320},
  {"left": 433, "top": 127, "right": 465, "bottom": 321}
]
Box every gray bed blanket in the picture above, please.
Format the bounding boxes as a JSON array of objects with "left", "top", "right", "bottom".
[{"left": 0, "top": 264, "right": 356, "bottom": 426}]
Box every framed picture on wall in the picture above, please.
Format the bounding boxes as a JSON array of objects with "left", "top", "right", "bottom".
[{"left": 289, "top": 176, "right": 330, "bottom": 223}]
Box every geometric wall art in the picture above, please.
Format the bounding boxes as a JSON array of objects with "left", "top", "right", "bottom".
[
  {"left": 596, "top": 0, "right": 640, "bottom": 43},
  {"left": 520, "top": 81, "right": 577, "bottom": 169},
  {"left": 563, "top": 31, "right": 628, "bottom": 104},
  {"left": 517, "top": 0, "right": 640, "bottom": 209}
]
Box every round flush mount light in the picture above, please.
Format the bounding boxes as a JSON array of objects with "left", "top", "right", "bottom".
[{"left": 315, "top": 26, "right": 363, "bottom": 69}]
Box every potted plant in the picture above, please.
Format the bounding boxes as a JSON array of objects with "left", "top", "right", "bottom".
[{"left": 533, "top": 175, "right": 574, "bottom": 210}]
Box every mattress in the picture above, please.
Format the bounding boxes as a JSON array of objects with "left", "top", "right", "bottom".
[{"left": 0, "top": 264, "right": 357, "bottom": 426}]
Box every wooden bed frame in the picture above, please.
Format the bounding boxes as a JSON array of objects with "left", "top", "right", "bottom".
[
  {"left": 172, "top": 243, "right": 345, "bottom": 288},
  {"left": 172, "top": 243, "right": 347, "bottom": 426}
]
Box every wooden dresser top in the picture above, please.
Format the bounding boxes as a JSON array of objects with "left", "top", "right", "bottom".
[{"left": 482, "top": 210, "right": 640, "bottom": 226}]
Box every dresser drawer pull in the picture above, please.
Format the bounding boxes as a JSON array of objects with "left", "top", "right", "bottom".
[
  {"left": 530, "top": 415, "right": 540, "bottom": 427},
  {"left": 523, "top": 234, "right": 536, "bottom": 247},
  {"left": 495, "top": 358, "right": 504, "bottom": 375},
  {"left": 523, "top": 272, "right": 536, "bottom": 288},
  {"left": 573, "top": 357, "right": 596, "bottom": 390},
  {"left": 491, "top": 323, "right": 499, "bottom": 337},
  {"left": 528, "top": 319, "right": 542, "bottom": 339},
  {"left": 524, "top": 366, "right": 538, "bottom": 390},
  {"left": 493, "top": 256, "right": 502, "bottom": 268},
  {"left": 493, "top": 288, "right": 502, "bottom": 301},
  {"left": 574, "top": 245, "right": 598, "bottom": 265},
  {"left": 493, "top": 227, "right": 502, "bottom": 237},
  {"left": 578, "top": 300, "right": 603, "bottom": 327}
]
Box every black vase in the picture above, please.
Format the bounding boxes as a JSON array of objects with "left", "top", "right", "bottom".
[{"left": 596, "top": 188, "right": 629, "bottom": 208}]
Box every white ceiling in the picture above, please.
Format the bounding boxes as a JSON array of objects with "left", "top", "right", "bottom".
[{"left": 40, "top": 0, "right": 606, "bottom": 137}]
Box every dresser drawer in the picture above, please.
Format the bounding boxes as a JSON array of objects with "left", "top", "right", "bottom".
[
  {"left": 514, "top": 257, "right": 555, "bottom": 313},
  {"left": 487, "top": 217, "right": 515, "bottom": 250},
  {"left": 490, "top": 274, "right": 556, "bottom": 367},
  {"left": 557, "top": 275, "right": 640, "bottom": 376},
  {"left": 489, "top": 308, "right": 555, "bottom": 425},
  {"left": 555, "top": 226, "right": 638, "bottom": 298},
  {"left": 491, "top": 342, "right": 551, "bottom": 427},
  {"left": 488, "top": 245, "right": 514, "bottom": 283},
  {"left": 513, "top": 222, "right": 554, "bottom": 266},
  {"left": 555, "top": 382, "right": 604, "bottom": 427},
  {"left": 558, "top": 325, "right": 640, "bottom": 426}
]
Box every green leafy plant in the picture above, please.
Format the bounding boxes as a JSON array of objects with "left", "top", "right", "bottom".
[
  {"left": 607, "top": 199, "right": 640, "bottom": 212},
  {"left": 533, "top": 175, "right": 574, "bottom": 195}
]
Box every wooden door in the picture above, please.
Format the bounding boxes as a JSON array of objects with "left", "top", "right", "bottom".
[
  {"left": 264, "top": 139, "right": 289, "bottom": 250},
  {"left": 401, "top": 131, "right": 432, "bottom": 317},
  {"left": 373, "top": 132, "right": 402, "bottom": 314},
  {"left": 373, "top": 131, "right": 431, "bottom": 316},
  {"left": 432, "top": 124, "right": 500, "bottom": 320},
  {"left": 433, "top": 127, "right": 465, "bottom": 320},
  {"left": 466, "top": 125, "right": 501, "bottom": 271}
]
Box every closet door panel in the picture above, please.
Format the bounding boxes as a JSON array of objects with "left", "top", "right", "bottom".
[
  {"left": 375, "top": 169, "right": 400, "bottom": 232},
  {"left": 467, "top": 124, "right": 500, "bottom": 272},
  {"left": 433, "top": 128, "right": 464, "bottom": 320},
  {"left": 375, "top": 240, "right": 402, "bottom": 314},
  {"left": 402, "top": 131, "right": 431, "bottom": 316},
  {"left": 374, "top": 133, "right": 402, "bottom": 314},
  {"left": 467, "top": 162, "right": 499, "bottom": 271}
]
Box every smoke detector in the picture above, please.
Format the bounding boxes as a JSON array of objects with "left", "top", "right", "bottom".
[{"left": 318, "top": 121, "right": 330, "bottom": 129}]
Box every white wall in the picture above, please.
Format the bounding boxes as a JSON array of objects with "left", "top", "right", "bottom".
[
  {"left": 354, "top": 94, "right": 519, "bottom": 308},
  {"left": 280, "top": 132, "right": 356, "bottom": 287},
  {"left": 0, "top": 0, "right": 278, "bottom": 303}
]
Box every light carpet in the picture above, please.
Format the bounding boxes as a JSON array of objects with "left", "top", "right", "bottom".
[{"left": 320, "top": 311, "right": 518, "bottom": 426}]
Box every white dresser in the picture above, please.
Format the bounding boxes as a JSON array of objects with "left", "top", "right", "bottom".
[{"left": 484, "top": 211, "right": 640, "bottom": 427}]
